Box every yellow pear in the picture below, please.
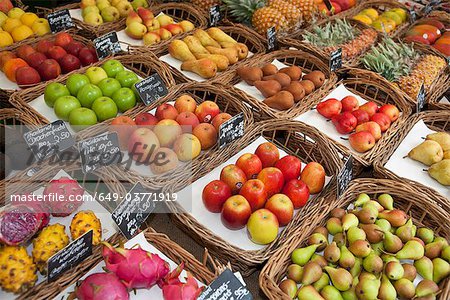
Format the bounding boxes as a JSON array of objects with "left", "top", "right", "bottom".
[
  {"left": 426, "top": 132, "right": 450, "bottom": 152},
  {"left": 168, "top": 40, "right": 196, "bottom": 62},
  {"left": 428, "top": 159, "right": 450, "bottom": 186},
  {"left": 408, "top": 140, "right": 443, "bottom": 166}
]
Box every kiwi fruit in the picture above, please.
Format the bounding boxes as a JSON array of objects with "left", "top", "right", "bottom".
[
  {"left": 303, "top": 70, "right": 325, "bottom": 88},
  {"left": 279, "top": 66, "right": 302, "bottom": 81},
  {"left": 261, "top": 64, "right": 278, "bottom": 76},
  {"left": 263, "top": 73, "right": 291, "bottom": 88},
  {"left": 299, "top": 80, "right": 315, "bottom": 95},
  {"left": 283, "top": 82, "right": 306, "bottom": 102}
]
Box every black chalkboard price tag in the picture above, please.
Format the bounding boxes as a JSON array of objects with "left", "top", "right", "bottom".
[
  {"left": 323, "top": 0, "right": 333, "bottom": 11},
  {"left": 111, "top": 183, "right": 157, "bottom": 239},
  {"left": 78, "top": 132, "right": 122, "bottom": 174},
  {"left": 47, "top": 9, "right": 74, "bottom": 34},
  {"left": 266, "top": 26, "right": 277, "bottom": 52},
  {"left": 337, "top": 155, "right": 353, "bottom": 198},
  {"left": 94, "top": 32, "right": 122, "bottom": 60},
  {"left": 198, "top": 269, "right": 253, "bottom": 300},
  {"left": 218, "top": 113, "right": 244, "bottom": 149},
  {"left": 47, "top": 230, "right": 93, "bottom": 282},
  {"left": 209, "top": 5, "right": 222, "bottom": 27},
  {"left": 134, "top": 73, "right": 168, "bottom": 106},
  {"left": 23, "top": 120, "right": 75, "bottom": 161},
  {"left": 409, "top": 8, "right": 417, "bottom": 22},
  {"left": 330, "top": 48, "right": 343, "bottom": 72},
  {"left": 416, "top": 82, "right": 426, "bottom": 112}
]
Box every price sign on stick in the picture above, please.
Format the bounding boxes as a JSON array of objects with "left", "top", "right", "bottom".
[
  {"left": 134, "top": 74, "right": 168, "bottom": 106},
  {"left": 267, "top": 26, "right": 277, "bottom": 52},
  {"left": 209, "top": 5, "right": 222, "bottom": 27},
  {"left": 218, "top": 113, "right": 244, "bottom": 149},
  {"left": 416, "top": 82, "right": 426, "bottom": 112},
  {"left": 337, "top": 155, "right": 353, "bottom": 198},
  {"left": 94, "top": 32, "right": 122, "bottom": 60},
  {"left": 330, "top": 48, "right": 342, "bottom": 72}
]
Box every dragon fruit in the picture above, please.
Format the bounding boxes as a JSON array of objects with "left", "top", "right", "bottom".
[
  {"left": 74, "top": 273, "right": 129, "bottom": 300},
  {"left": 0, "top": 204, "right": 42, "bottom": 246},
  {"left": 102, "top": 242, "right": 170, "bottom": 290},
  {"left": 43, "top": 176, "right": 84, "bottom": 217},
  {"left": 160, "top": 263, "right": 204, "bottom": 300}
]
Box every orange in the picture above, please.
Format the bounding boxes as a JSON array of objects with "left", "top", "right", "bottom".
[
  {"left": 4, "top": 58, "right": 28, "bottom": 82},
  {"left": 11, "top": 25, "right": 33, "bottom": 42},
  {"left": 0, "top": 51, "right": 17, "bottom": 71}
]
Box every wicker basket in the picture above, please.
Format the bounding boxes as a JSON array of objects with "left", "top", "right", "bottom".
[
  {"left": 259, "top": 178, "right": 450, "bottom": 300},
  {"left": 10, "top": 53, "right": 175, "bottom": 133},
  {"left": 281, "top": 18, "right": 380, "bottom": 68},
  {"left": 126, "top": 3, "right": 208, "bottom": 54},
  {"left": 429, "top": 87, "right": 450, "bottom": 111},
  {"left": 153, "top": 24, "right": 266, "bottom": 84},
  {"left": 222, "top": 49, "right": 338, "bottom": 120},
  {"left": 163, "top": 119, "right": 344, "bottom": 276},
  {"left": 373, "top": 110, "right": 450, "bottom": 204}
]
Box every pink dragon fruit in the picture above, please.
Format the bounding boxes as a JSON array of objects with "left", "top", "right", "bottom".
[
  {"left": 160, "top": 263, "right": 204, "bottom": 300},
  {"left": 102, "top": 242, "right": 170, "bottom": 290},
  {"left": 74, "top": 272, "right": 129, "bottom": 300},
  {"left": 43, "top": 176, "right": 84, "bottom": 217},
  {"left": 0, "top": 204, "right": 42, "bottom": 245}
]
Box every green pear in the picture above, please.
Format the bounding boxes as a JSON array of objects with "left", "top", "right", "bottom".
[
  {"left": 311, "top": 254, "right": 328, "bottom": 268},
  {"left": 324, "top": 242, "right": 341, "bottom": 263},
  {"left": 383, "top": 231, "right": 403, "bottom": 253},
  {"left": 339, "top": 245, "right": 356, "bottom": 269},
  {"left": 341, "top": 285, "right": 358, "bottom": 300},
  {"left": 354, "top": 193, "right": 370, "bottom": 207},
  {"left": 347, "top": 226, "right": 366, "bottom": 244},
  {"left": 308, "top": 233, "right": 328, "bottom": 251},
  {"left": 291, "top": 244, "right": 319, "bottom": 266},
  {"left": 385, "top": 261, "right": 404, "bottom": 280},
  {"left": 353, "top": 207, "right": 378, "bottom": 224},
  {"left": 417, "top": 227, "right": 434, "bottom": 244},
  {"left": 355, "top": 275, "right": 380, "bottom": 300},
  {"left": 375, "top": 219, "right": 392, "bottom": 233},
  {"left": 378, "top": 274, "right": 396, "bottom": 300},
  {"left": 371, "top": 242, "right": 384, "bottom": 255},
  {"left": 432, "top": 257, "right": 450, "bottom": 284},
  {"left": 312, "top": 273, "right": 330, "bottom": 292},
  {"left": 441, "top": 245, "right": 450, "bottom": 262},
  {"left": 297, "top": 285, "right": 325, "bottom": 300},
  {"left": 426, "top": 132, "right": 450, "bottom": 151},
  {"left": 349, "top": 257, "right": 362, "bottom": 278},
  {"left": 286, "top": 264, "right": 303, "bottom": 283},
  {"left": 321, "top": 285, "right": 344, "bottom": 300},
  {"left": 414, "top": 256, "right": 434, "bottom": 280},
  {"left": 349, "top": 240, "right": 371, "bottom": 257},
  {"left": 428, "top": 159, "right": 450, "bottom": 185},
  {"left": 359, "top": 224, "right": 383, "bottom": 243},
  {"left": 395, "top": 218, "right": 415, "bottom": 243},
  {"left": 381, "top": 254, "right": 399, "bottom": 264},
  {"left": 434, "top": 236, "right": 448, "bottom": 247},
  {"left": 415, "top": 279, "right": 439, "bottom": 298},
  {"left": 331, "top": 208, "right": 346, "bottom": 218},
  {"left": 279, "top": 279, "right": 297, "bottom": 298},
  {"left": 393, "top": 278, "right": 415, "bottom": 299},
  {"left": 342, "top": 213, "right": 359, "bottom": 231},
  {"left": 362, "top": 252, "right": 383, "bottom": 274},
  {"left": 377, "top": 209, "right": 407, "bottom": 227},
  {"left": 408, "top": 140, "right": 443, "bottom": 166},
  {"left": 425, "top": 240, "right": 445, "bottom": 259},
  {"left": 333, "top": 232, "right": 346, "bottom": 247},
  {"left": 363, "top": 200, "right": 383, "bottom": 213},
  {"left": 327, "top": 217, "right": 343, "bottom": 235},
  {"left": 377, "top": 193, "right": 394, "bottom": 210},
  {"left": 313, "top": 226, "right": 329, "bottom": 237},
  {"left": 324, "top": 266, "right": 353, "bottom": 291},
  {"left": 302, "top": 261, "right": 323, "bottom": 285}
]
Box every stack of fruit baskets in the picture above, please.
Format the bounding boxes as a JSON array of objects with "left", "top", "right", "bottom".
[
  {"left": 348, "top": 0, "right": 412, "bottom": 37},
  {"left": 223, "top": 48, "right": 338, "bottom": 120},
  {"left": 259, "top": 178, "right": 450, "bottom": 299},
  {"left": 349, "top": 36, "right": 450, "bottom": 108},
  {"left": 374, "top": 110, "right": 450, "bottom": 203},
  {"left": 9, "top": 54, "right": 175, "bottom": 134},
  {"left": 0, "top": 31, "right": 98, "bottom": 105},
  {"left": 154, "top": 25, "right": 265, "bottom": 83},
  {"left": 162, "top": 119, "right": 343, "bottom": 275},
  {"left": 294, "top": 71, "right": 412, "bottom": 175},
  {"left": 282, "top": 18, "right": 380, "bottom": 69}
]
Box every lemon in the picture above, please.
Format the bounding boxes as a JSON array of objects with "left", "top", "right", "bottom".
[
  {"left": 0, "top": 31, "right": 13, "bottom": 47},
  {"left": 382, "top": 11, "right": 403, "bottom": 26},
  {"left": 361, "top": 8, "right": 379, "bottom": 21},
  {"left": 353, "top": 14, "right": 373, "bottom": 25},
  {"left": 11, "top": 25, "right": 33, "bottom": 42}
]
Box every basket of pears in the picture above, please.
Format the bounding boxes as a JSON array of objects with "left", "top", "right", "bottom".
[{"left": 259, "top": 178, "right": 450, "bottom": 300}]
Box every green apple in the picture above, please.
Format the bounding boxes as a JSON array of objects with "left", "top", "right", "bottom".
[
  {"left": 66, "top": 74, "right": 90, "bottom": 96},
  {"left": 112, "top": 87, "right": 136, "bottom": 112},
  {"left": 131, "top": 0, "right": 148, "bottom": 10},
  {"left": 131, "top": 79, "right": 141, "bottom": 98},
  {"left": 82, "top": 6, "right": 99, "bottom": 17},
  {"left": 69, "top": 107, "right": 98, "bottom": 131},
  {"left": 97, "top": 78, "right": 121, "bottom": 97},
  {"left": 85, "top": 66, "right": 108, "bottom": 85},
  {"left": 77, "top": 84, "right": 102, "bottom": 108},
  {"left": 54, "top": 96, "right": 81, "bottom": 121},
  {"left": 92, "top": 97, "right": 118, "bottom": 122},
  {"left": 101, "top": 59, "right": 124, "bottom": 78},
  {"left": 44, "top": 83, "right": 70, "bottom": 107},
  {"left": 115, "top": 70, "right": 139, "bottom": 88}
]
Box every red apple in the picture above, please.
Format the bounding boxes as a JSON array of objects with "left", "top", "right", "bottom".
[
  {"left": 15, "top": 66, "right": 41, "bottom": 86},
  {"left": 176, "top": 111, "right": 200, "bottom": 132},
  {"left": 282, "top": 179, "right": 310, "bottom": 209},
  {"left": 265, "top": 194, "right": 294, "bottom": 226},
  {"left": 211, "top": 113, "right": 232, "bottom": 132},
  {"left": 331, "top": 112, "right": 357, "bottom": 134},
  {"left": 16, "top": 45, "right": 36, "bottom": 60},
  {"left": 255, "top": 142, "right": 280, "bottom": 168},
  {"left": 59, "top": 54, "right": 81, "bottom": 73},
  {"left": 221, "top": 195, "right": 251, "bottom": 229},
  {"left": 65, "top": 41, "right": 84, "bottom": 57},
  {"left": 36, "top": 40, "right": 55, "bottom": 55},
  {"left": 47, "top": 46, "right": 67, "bottom": 61},
  {"left": 220, "top": 164, "right": 247, "bottom": 194},
  {"left": 202, "top": 180, "right": 232, "bottom": 213},
  {"left": 359, "top": 101, "right": 378, "bottom": 117},
  {"left": 317, "top": 98, "right": 342, "bottom": 119},
  {"left": 55, "top": 32, "right": 73, "bottom": 48},
  {"left": 257, "top": 167, "right": 284, "bottom": 197},
  {"left": 349, "top": 131, "right": 375, "bottom": 153},
  {"left": 331, "top": 1, "right": 342, "bottom": 13},
  {"left": 356, "top": 121, "right": 381, "bottom": 141},
  {"left": 239, "top": 179, "right": 267, "bottom": 211},
  {"left": 38, "top": 59, "right": 61, "bottom": 81},
  {"left": 174, "top": 94, "right": 197, "bottom": 113},
  {"left": 236, "top": 153, "right": 263, "bottom": 180},
  {"left": 127, "top": 127, "right": 160, "bottom": 163},
  {"left": 78, "top": 47, "right": 98, "bottom": 66},
  {"left": 341, "top": 95, "right": 359, "bottom": 112},
  {"left": 275, "top": 155, "right": 301, "bottom": 182},
  {"left": 352, "top": 109, "right": 370, "bottom": 125},
  {"left": 195, "top": 100, "right": 220, "bottom": 123},
  {"left": 25, "top": 52, "right": 46, "bottom": 69},
  {"left": 156, "top": 103, "right": 178, "bottom": 121},
  {"left": 135, "top": 112, "right": 158, "bottom": 127},
  {"left": 378, "top": 104, "right": 399, "bottom": 122},
  {"left": 370, "top": 113, "right": 391, "bottom": 132}
]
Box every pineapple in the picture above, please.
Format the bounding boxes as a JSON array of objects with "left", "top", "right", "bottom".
[
  {"left": 192, "top": 0, "right": 221, "bottom": 13},
  {"left": 286, "top": 0, "right": 316, "bottom": 21},
  {"left": 409, "top": 55, "right": 446, "bottom": 89},
  {"left": 396, "top": 75, "right": 423, "bottom": 98},
  {"left": 70, "top": 210, "right": 102, "bottom": 245},
  {"left": 0, "top": 246, "right": 37, "bottom": 293},
  {"left": 267, "top": 0, "right": 302, "bottom": 25},
  {"left": 32, "top": 224, "right": 69, "bottom": 274}
]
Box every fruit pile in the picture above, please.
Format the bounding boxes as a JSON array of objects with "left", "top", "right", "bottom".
[
  {"left": 361, "top": 38, "right": 447, "bottom": 99},
  {"left": 44, "top": 59, "right": 139, "bottom": 130},
  {"left": 202, "top": 142, "right": 326, "bottom": 245},
  {"left": 112, "top": 95, "right": 232, "bottom": 174},
  {"left": 316, "top": 0, "right": 357, "bottom": 16},
  {"left": 302, "top": 19, "right": 378, "bottom": 61},
  {"left": 353, "top": 7, "right": 408, "bottom": 34},
  {"left": 408, "top": 132, "right": 450, "bottom": 186},
  {"left": 79, "top": 0, "right": 142, "bottom": 26},
  {"left": 316, "top": 95, "right": 400, "bottom": 153},
  {"left": 236, "top": 63, "right": 326, "bottom": 111},
  {"left": 0, "top": 32, "right": 98, "bottom": 86},
  {"left": 279, "top": 193, "right": 450, "bottom": 299},
  {"left": 0, "top": 177, "right": 103, "bottom": 294},
  {"left": 405, "top": 18, "right": 450, "bottom": 56},
  {"left": 168, "top": 27, "right": 249, "bottom": 79},
  {"left": 0, "top": 7, "right": 50, "bottom": 47},
  {"left": 125, "top": 8, "right": 195, "bottom": 46}
]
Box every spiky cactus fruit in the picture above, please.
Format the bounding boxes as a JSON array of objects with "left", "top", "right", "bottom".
[
  {"left": 0, "top": 246, "right": 37, "bottom": 293},
  {"left": 32, "top": 223, "right": 69, "bottom": 274},
  {"left": 70, "top": 210, "right": 102, "bottom": 245}
]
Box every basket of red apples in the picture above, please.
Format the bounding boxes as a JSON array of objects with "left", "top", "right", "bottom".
[
  {"left": 162, "top": 119, "right": 343, "bottom": 276},
  {"left": 0, "top": 31, "right": 98, "bottom": 104},
  {"left": 294, "top": 75, "right": 412, "bottom": 175}
]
